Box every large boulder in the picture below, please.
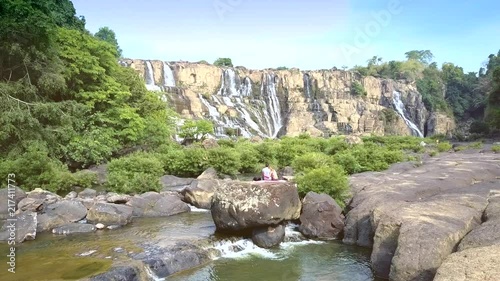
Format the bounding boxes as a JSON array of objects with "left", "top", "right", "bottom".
[
  {"left": 182, "top": 179, "right": 220, "bottom": 209},
  {"left": 298, "top": 192, "right": 344, "bottom": 239},
  {"left": 86, "top": 203, "right": 133, "bottom": 226},
  {"left": 0, "top": 186, "right": 26, "bottom": 220},
  {"left": 36, "top": 200, "right": 88, "bottom": 232},
  {"left": 105, "top": 193, "right": 131, "bottom": 204},
  {"left": 78, "top": 188, "right": 97, "bottom": 200},
  {"left": 433, "top": 245, "right": 500, "bottom": 281},
  {"left": 89, "top": 264, "right": 146, "bottom": 281},
  {"left": 127, "top": 192, "right": 190, "bottom": 217},
  {"left": 211, "top": 181, "right": 301, "bottom": 232},
  {"left": 457, "top": 195, "right": 500, "bottom": 251},
  {"left": 0, "top": 212, "right": 37, "bottom": 243},
  {"left": 252, "top": 224, "right": 285, "bottom": 248},
  {"left": 343, "top": 153, "right": 500, "bottom": 281}
]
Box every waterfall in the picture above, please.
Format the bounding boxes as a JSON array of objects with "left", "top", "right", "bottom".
[
  {"left": 303, "top": 73, "right": 312, "bottom": 98},
  {"left": 392, "top": 91, "right": 424, "bottom": 137},
  {"left": 145, "top": 61, "right": 161, "bottom": 92},
  {"left": 262, "top": 73, "right": 283, "bottom": 137},
  {"left": 162, "top": 62, "right": 176, "bottom": 87}
]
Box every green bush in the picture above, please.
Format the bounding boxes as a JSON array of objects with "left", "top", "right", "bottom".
[
  {"left": 333, "top": 144, "right": 404, "bottom": 174},
  {"left": 292, "top": 152, "right": 335, "bottom": 174},
  {"left": 237, "top": 144, "right": 261, "bottom": 173},
  {"left": 160, "top": 147, "right": 209, "bottom": 177},
  {"left": 324, "top": 137, "right": 350, "bottom": 155},
  {"left": 107, "top": 152, "right": 164, "bottom": 194},
  {"left": 214, "top": 58, "right": 233, "bottom": 67},
  {"left": 469, "top": 120, "right": 490, "bottom": 135},
  {"left": 207, "top": 147, "right": 241, "bottom": 176},
  {"left": 351, "top": 81, "right": 367, "bottom": 97},
  {"left": 437, "top": 142, "right": 452, "bottom": 152},
  {"left": 492, "top": 145, "right": 500, "bottom": 153},
  {"left": 295, "top": 166, "right": 349, "bottom": 208},
  {"left": 468, "top": 141, "right": 483, "bottom": 149}
]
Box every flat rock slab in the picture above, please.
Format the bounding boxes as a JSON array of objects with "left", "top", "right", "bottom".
[
  {"left": 87, "top": 203, "right": 133, "bottom": 226},
  {"left": 434, "top": 244, "right": 500, "bottom": 281},
  {"left": 343, "top": 152, "right": 500, "bottom": 281},
  {"left": 52, "top": 223, "right": 96, "bottom": 235},
  {"left": 126, "top": 192, "right": 190, "bottom": 217}
]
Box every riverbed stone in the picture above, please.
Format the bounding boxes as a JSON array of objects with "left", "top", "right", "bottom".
[
  {"left": 78, "top": 188, "right": 97, "bottom": 199},
  {"left": 299, "top": 192, "right": 344, "bottom": 239},
  {"left": 0, "top": 212, "right": 37, "bottom": 243},
  {"left": 182, "top": 179, "right": 220, "bottom": 209},
  {"left": 136, "top": 242, "right": 211, "bottom": 278},
  {"left": 52, "top": 223, "right": 96, "bottom": 235},
  {"left": 36, "top": 200, "right": 88, "bottom": 232},
  {"left": 211, "top": 180, "right": 301, "bottom": 232},
  {"left": 160, "top": 175, "right": 194, "bottom": 192},
  {"left": 87, "top": 203, "right": 133, "bottom": 226},
  {"left": 343, "top": 153, "right": 500, "bottom": 281},
  {"left": 17, "top": 197, "right": 45, "bottom": 212},
  {"left": 433, "top": 244, "right": 500, "bottom": 281},
  {"left": 65, "top": 191, "right": 78, "bottom": 200},
  {"left": 89, "top": 264, "right": 144, "bottom": 281},
  {"left": 126, "top": 192, "right": 190, "bottom": 217},
  {"left": 0, "top": 186, "right": 26, "bottom": 220},
  {"left": 252, "top": 224, "right": 285, "bottom": 248},
  {"left": 197, "top": 167, "right": 218, "bottom": 180},
  {"left": 106, "top": 193, "right": 131, "bottom": 204}
]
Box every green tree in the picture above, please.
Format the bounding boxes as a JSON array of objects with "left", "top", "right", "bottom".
[
  {"left": 405, "top": 50, "right": 434, "bottom": 64},
  {"left": 179, "top": 119, "right": 214, "bottom": 141},
  {"left": 214, "top": 58, "right": 233, "bottom": 67},
  {"left": 94, "top": 26, "right": 123, "bottom": 58}
]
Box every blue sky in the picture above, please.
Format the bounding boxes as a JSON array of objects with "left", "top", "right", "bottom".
[{"left": 72, "top": 0, "right": 500, "bottom": 73}]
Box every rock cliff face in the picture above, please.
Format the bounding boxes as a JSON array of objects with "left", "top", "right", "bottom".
[{"left": 121, "top": 59, "right": 455, "bottom": 138}]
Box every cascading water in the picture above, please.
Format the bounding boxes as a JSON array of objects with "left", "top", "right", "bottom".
[
  {"left": 200, "top": 69, "right": 283, "bottom": 138},
  {"left": 162, "top": 62, "right": 176, "bottom": 87},
  {"left": 392, "top": 91, "right": 424, "bottom": 137},
  {"left": 303, "top": 73, "right": 312, "bottom": 98},
  {"left": 145, "top": 61, "right": 161, "bottom": 92}
]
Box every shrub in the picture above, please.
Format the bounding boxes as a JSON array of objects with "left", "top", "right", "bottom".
[
  {"left": 292, "top": 153, "right": 335, "bottom": 174},
  {"left": 237, "top": 144, "right": 261, "bottom": 173},
  {"left": 468, "top": 141, "right": 483, "bottom": 149},
  {"left": 469, "top": 121, "right": 490, "bottom": 135},
  {"left": 324, "top": 137, "right": 350, "bottom": 155},
  {"left": 333, "top": 144, "right": 404, "bottom": 174},
  {"left": 295, "top": 166, "right": 349, "bottom": 208},
  {"left": 106, "top": 152, "right": 164, "bottom": 194},
  {"left": 437, "top": 142, "right": 452, "bottom": 152},
  {"left": 207, "top": 147, "right": 241, "bottom": 176},
  {"left": 351, "top": 81, "right": 367, "bottom": 97},
  {"left": 492, "top": 145, "right": 500, "bottom": 153},
  {"left": 160, "top": 147, "right": 209, "bottom": 177}
]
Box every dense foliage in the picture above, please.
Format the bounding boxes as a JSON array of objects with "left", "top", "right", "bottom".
[
  {"left": 213, "top": 58, "right": 233, "bottom": 67},
  {"left": 0, "top": 0, "right": 177, "bottom": 191},
  {"left": 353, "top": 50, "right": 500, "bottom": 129}
]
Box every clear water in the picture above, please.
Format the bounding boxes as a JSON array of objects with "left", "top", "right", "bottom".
[{"left": 0, "top": 211, "right": 378, "bottom": 281}]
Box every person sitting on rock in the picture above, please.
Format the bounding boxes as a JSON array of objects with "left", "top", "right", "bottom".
[
  {"left": 262, "top": 163, "right": 271, "bottom": 181},
  {"left": 270, "top": 166, "right": 278, "bottom": 180}
]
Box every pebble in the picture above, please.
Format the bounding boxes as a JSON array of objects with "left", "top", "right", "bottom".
[{"left": 95, "top": 223, "right": 105, "bottom": 229}]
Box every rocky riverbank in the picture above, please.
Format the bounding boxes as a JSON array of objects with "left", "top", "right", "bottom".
[{"left": 344, "top": 149, "right": 500, "bottom": 281}]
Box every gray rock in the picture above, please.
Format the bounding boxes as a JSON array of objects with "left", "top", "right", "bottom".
[
  {"left": 299, "top": 192, "right": 344, "bottom": 239},
  {"left": 127, "top": 192, "right": 190, "bottom": 217},
  {"left": 52, "top": 223, "right": 96, "bottom": 235},
  {"left": 343, "top": 153, "right": 500, "bottom": 281},
  {"left": 87, "top": 203, "right": 133, "bottom": 226},
  {"left": 17, "top": 197, "right": 45, "bottom": 212},
  {"left": 434, "top": 245, "right": 500, "bottom": 281},
  {"left": 182, "top": 179, "right": 220, "bottom": 209},
  {"left": 65, "top": 191, "right": 78, "bottom": 200},
  {"left": 86, "top": 164, "right": 108, "bottom": 186},
  {"left": 211, "top": 181, "right": 301, "bottom": 232},
  {"left": 0, "top": 212, "right": 37, "bottom": 243},
  {"left": 0, "top": 186, "right": 26, "bottom": 220},
  {"left": 160, "top": 175, "right": 194, "bottom": 192},
  {"left": 36, "top": 200, "right": 88, "bottom": 232},
  {"left": 89, "top": 265, "right": 143, "bottom": 281},
  {"left": 106, "top": 193, "right": 131, "bottom": 204},
  {"left": 78, "top": 188, "right": 97, "bottom": 199},
  {"left": 138, "top": 243, "right": 211, "bottom": 278},
  {"left": 197, "top": 167, "right": 218, "bottom": 180},
  {"left": 252, "top": 224, "right": 285, "bottom": 248}
]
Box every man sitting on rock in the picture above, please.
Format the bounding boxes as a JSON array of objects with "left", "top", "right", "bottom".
[{"left": 262, "top": 163, "right": 271, "bottom": 181}]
